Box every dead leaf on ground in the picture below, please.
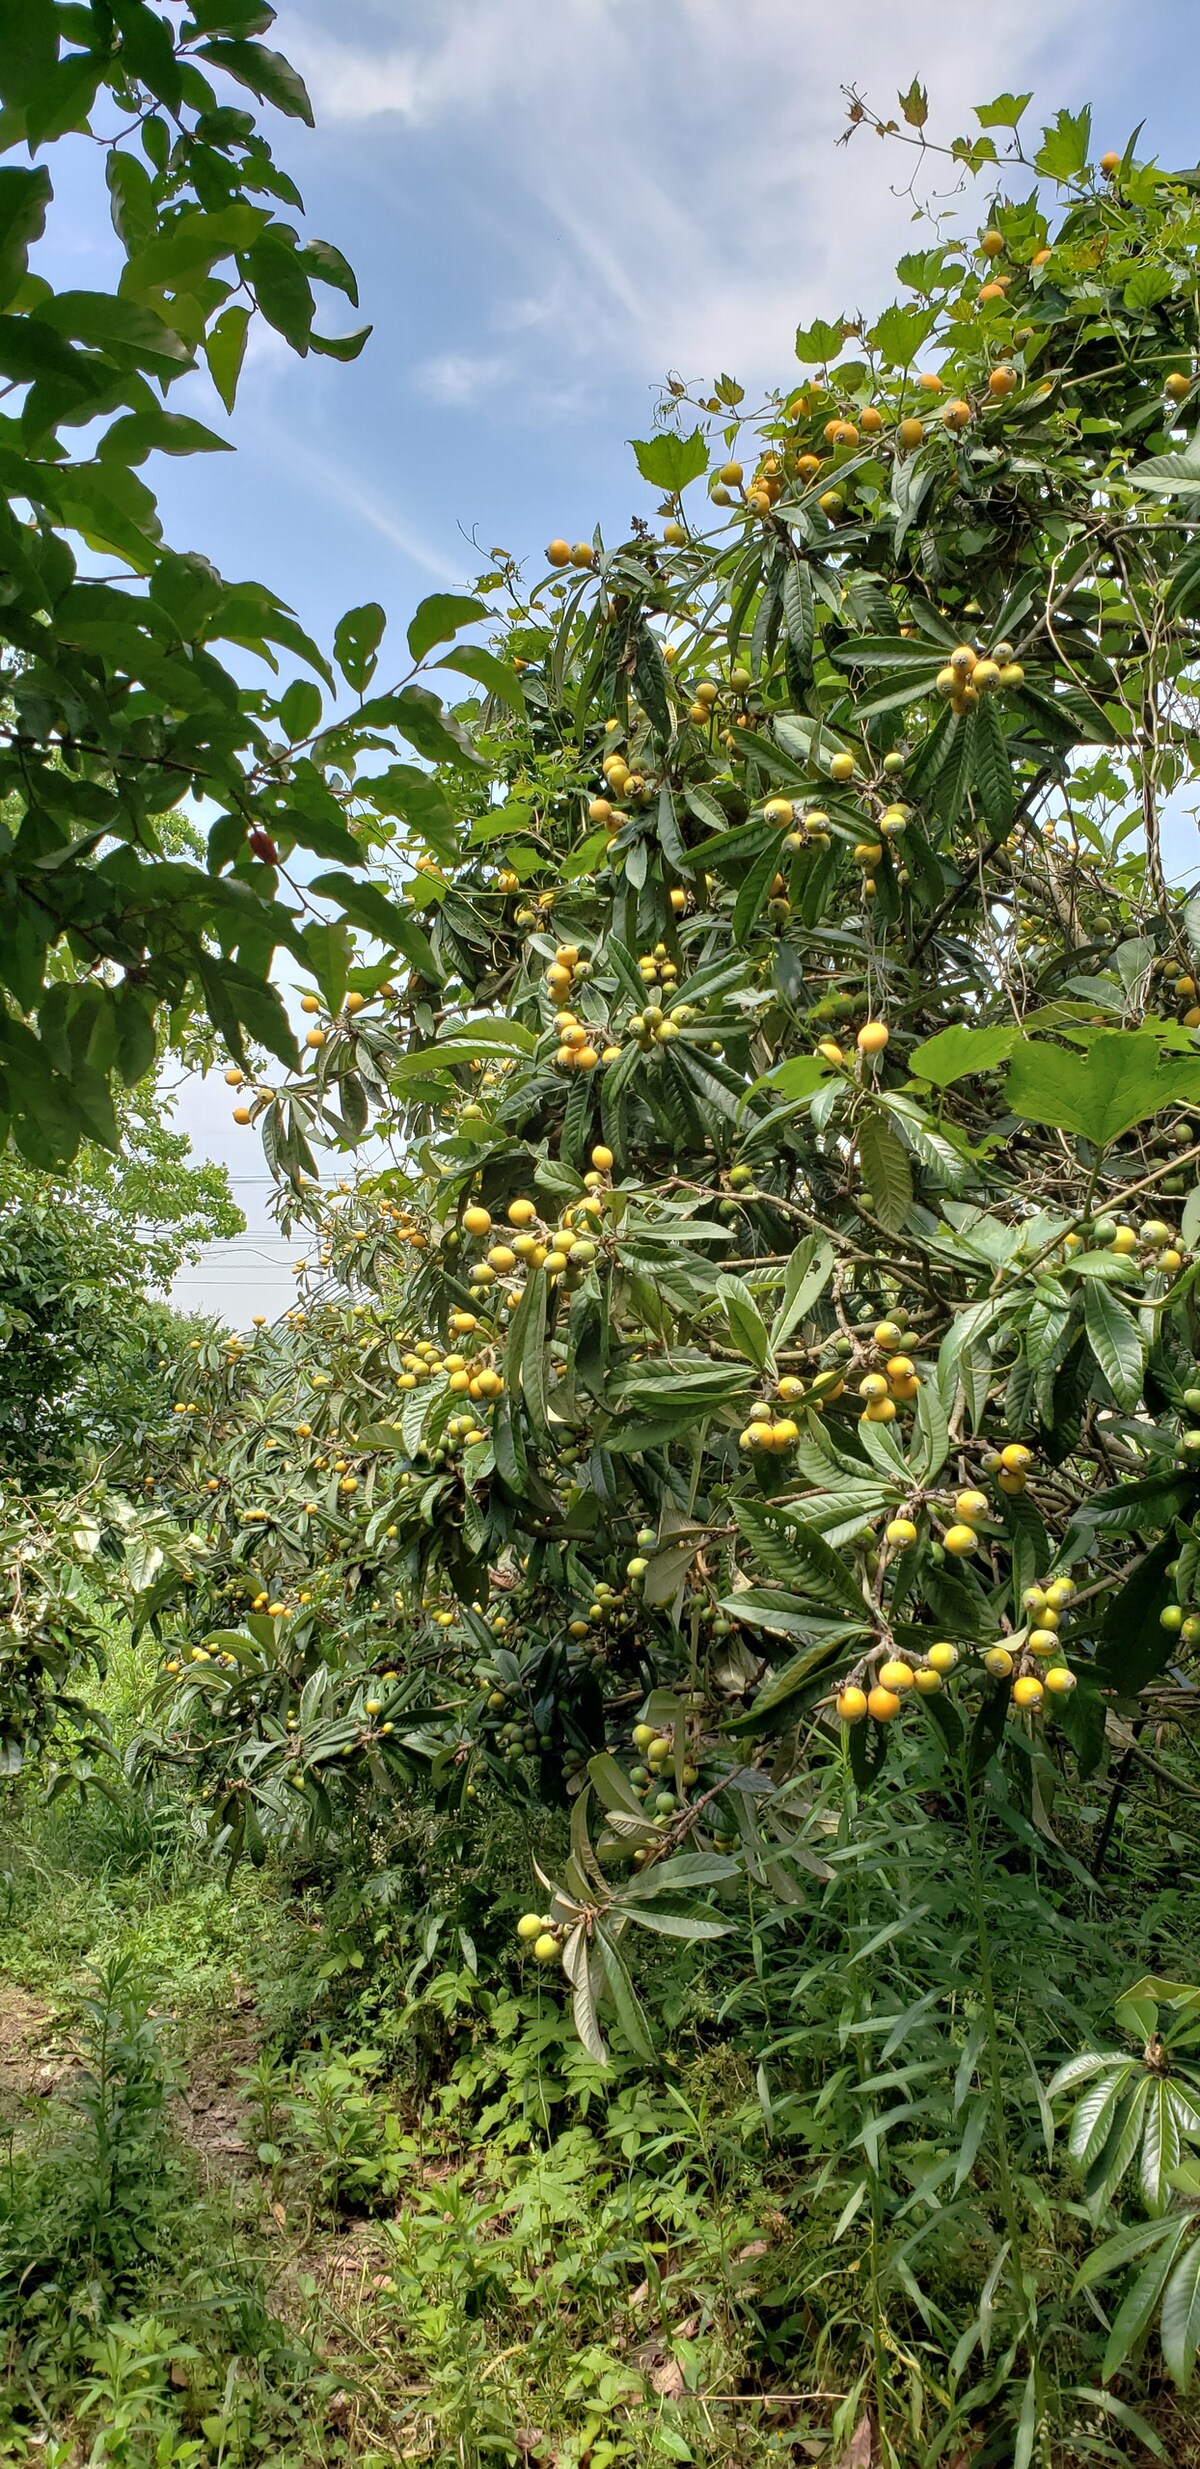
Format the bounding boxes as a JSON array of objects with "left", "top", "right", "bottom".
[
  {"left": 651, "top": 2359, "right": 686, "bottom": 2397},
  {"left": 835, "top": 2412, "right": 874, "bottom": 2469}
]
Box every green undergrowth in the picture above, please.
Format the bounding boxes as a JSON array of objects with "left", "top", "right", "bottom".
[{"left": 2, "top": 1637, "right": 1200, "bottom": 2466}]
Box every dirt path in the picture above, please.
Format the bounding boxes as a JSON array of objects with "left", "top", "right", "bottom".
[
  {"left": 170, "top": 1986, "right": 262, "bottom": 2177},
  {"left": 0, "top": 1979, "right": 59, "bottom": 2106}
]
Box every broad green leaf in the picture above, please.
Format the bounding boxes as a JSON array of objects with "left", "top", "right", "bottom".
[
  {"left": 0, "top": 0, "right": 57, "bottom": 107},
  {"left": 593, "top": 1923, "right": 656, "bottom": 2062},
  {"left": 307, "top": 874, "right": 438, "bottom": 980},
  {"left": 1035, "top": 105, "right": 1092, "bottom": 181},
  {"left": 334, "top": 600, "right": 385, "bottom": 692},
  {"left": 618, "top": 1905, "right": 731, "bottom": 1940},
  {"left": 630, "top": 429, "right": 708, "bottom": 493},
  {"left": 756, "top": 1054, "right": 835, "bottom": 1105},
  {"left": 204, "top": 304, "right": 250, "bottom": 412},
  {"left": 435, "top": 643, "right": 525, "bottom": 716},
  {"left": 975, "top": 93, "right": 1033, "bottom": 128},
  {"left": 794, "top": 318, "right": 845, "bottom": 363},
  {"left": 620, "top": 1853, "right": 739, "bottom": 1901},
  {"left": 196, "top": 36, "right": 314, "bottom": 123},
  {"left": 1006, "top": 1031, "right": 1200, "bottom": 1147},
  {"left": 870, "top": 303, "right": 938, "bottom": 366},
  {"left": 407, "top": 592, "right": 485, "bottom": 664}
]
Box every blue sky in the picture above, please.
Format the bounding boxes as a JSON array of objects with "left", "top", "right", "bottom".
[{"left": 50, "top": 0, "right": 1200, "bottom": 1317}]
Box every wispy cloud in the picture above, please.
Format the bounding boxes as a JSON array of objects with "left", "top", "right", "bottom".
[
  {"left": 286, "top": 0, "right": 1119, "bottom": 393},
  {"left": 262, "top": 427, "right": 464, "bottom": 582}
]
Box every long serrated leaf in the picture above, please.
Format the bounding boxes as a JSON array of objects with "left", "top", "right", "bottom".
[
  {"left": 620, "top": 1851, "right": 739, "bottom": 1900},
  {"left": 782, "top": 558, "right": 814, "bottom": 674},
  {"left": 1161, "top": 2237, "right": 1200, "bottom": 2392},
  {"left": 1142, "top": 2079, "right": 1184, "bottom": 2213},
  {"left": 858, "top": 1111, "right": 913, "bottom": 1231},
  {"left": 1102, "top": 2222, "right": 1190, "bottom": 2382},
  {"left": 1085, "top": 1279, "right": 1145, "bottom": 1410},
  {"left": 619, "top": 1905, "right": 731, "bottom": 1940},
  {"left": 594, "top": 1923, "right": 656, "bottom": 2063},
  {"left": 770, "top": 1235, "right": 835, "bottom": 1350}
]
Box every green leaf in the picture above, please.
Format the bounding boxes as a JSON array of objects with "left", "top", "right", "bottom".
[
  {"left": 898, "top": 77, "right": 928, "bottom": 128},
  {"left": 858, "top": 1112, "right": 913, "bottom": 1231},
  {"left": 310, "top": 323, "right": 372, "bottom": 364},
  {"left": 1128, "top": 431, "right": 1200, "bottom": 495},
  {"left": 968, "top": 1679, "right": 1011, "bottom": 1779},
  {"left": 756, "top": 1054, "right": 834, "bottom": 1105},
  {"left": 301, "top": 920, "right": 351, "bottom": 1012},
  {"left": 1125, "top": 264, "right": 1174, "bottom": 313},
  {"left": 913, "top": 1377, "right": 950, "bottom": 1482},
  {"left": 307, "top": 874, "right": 437, "bottom": 980},
  {"left": 121, "top": 201, "right": 268, "bottom": 295},
  {"left": 1102, "top": 2222, "right": 1190, "bottom": 2382},
  {"left": 334, "top": 601, "right": 386, "bottom": 693},
  {"left": 588, "top": 1754, "right": 652, "bottom": 1820},
  {"left": 593, "top": 1924, "right": 656, "bottom": 2063},
  {"left": 279, "top": 677, "right": 322, "bottom": 741},
  {"left": 39, "top": 288, "right": 190, "bottom": 368},
  {"left": 1092, "top": 1533, "right": 1178, "bottom": 1693},
  {"left": 0, "top": 0, "right": 56, "bottom": 107},
  {"left": 733, "top": 833, "right": 788, "bottom": 942},
  {"left": 735, "top": 1499, "right": 869, "bottom": 1620},
  {"left": 782, "top": 560, "right": 814, "bottom": 674},
  {"left": 617, "top": 1906, "right": 730, "bottom": 1941},
  {"left": 975, "top": 93, "right": 1033, "bottom": 128},
  {"left": 204, "top": 304, "right": 250, "bottom": 413},
  {"left": 370, "top": 685, "right": 487, "bottom": 771},
  {"left": 725, "top": 1629, "right": 865, "bottom": 1737},
  {"left": 1084, "top": 1280, "right": 1145, "bottom": 1409},
  {"left": 971, "top": 696, "right": 1013, "bottom": 825},
  {"left": 717, "top": 1274, "right": 770, "bottom": 1369},
  {"left": 435, "top": 643, "right": 525, "bottom": 717},
  {"left": 1006, "top": 1031, "right": 1200, "bottom": 1147},
  {"left": 0, "top": 165, "right": 51, "bottom": 309},
  {"left": 101, "top": 407, "right": 231, "bottom": 464},
  {"left": 407, "top": 592, "right": 485, "bottom": 665},
  {"left": 1035, "top": 105, "right": 1092, "bottom": 182},
  {"left": 620, "top": 1853, "right": 739, "bottom": 1901},
  {"left": 630, "top": 428, "right": 708, "bottom": 493},
  {"left": 1160, "top": 2239, "right": 1200, "bottom": 2392},
  {"left": 245, "top": 229, "right": 315, "bottom": 353},
  {"left": 770, "top": 1236, "right": 835, "bottom": 1351},
  {"left": 870, "top": 303, "right": 938, "bottom": 366},
  {"left": 795, "top": 318, "right": 847, "bottom": 363},
  {"left": 197, "top": 37, "right": 314, "bottom": 122}
]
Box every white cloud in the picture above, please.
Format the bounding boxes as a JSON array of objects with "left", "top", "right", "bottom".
[
  {"left": 416, "top": 350, "right": 504, "bottom": 403},
  {"left": 283, "top": 0, "right": 1121, "bottom": 395}
]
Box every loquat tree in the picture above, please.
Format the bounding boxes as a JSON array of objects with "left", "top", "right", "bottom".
[{"left": 36, "top": 81, "right": 1200, "bottom": 2449}]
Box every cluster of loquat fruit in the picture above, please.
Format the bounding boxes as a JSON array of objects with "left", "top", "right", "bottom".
[
  {"left": 456, "top": 1162, "right": 612, "bottom": 1303},
  {"left": 933, "top": 638, "right": 1025, "bottom": 713},
  {"left": 545, "top": 538, "right": 597, "bottom": 571},
  {"left": 1059, "top": 1213, "right": 1184, "bottom": 1279},
  {"left": 837, "top": 1572, "right": 1079, "bottom": 1729}
]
